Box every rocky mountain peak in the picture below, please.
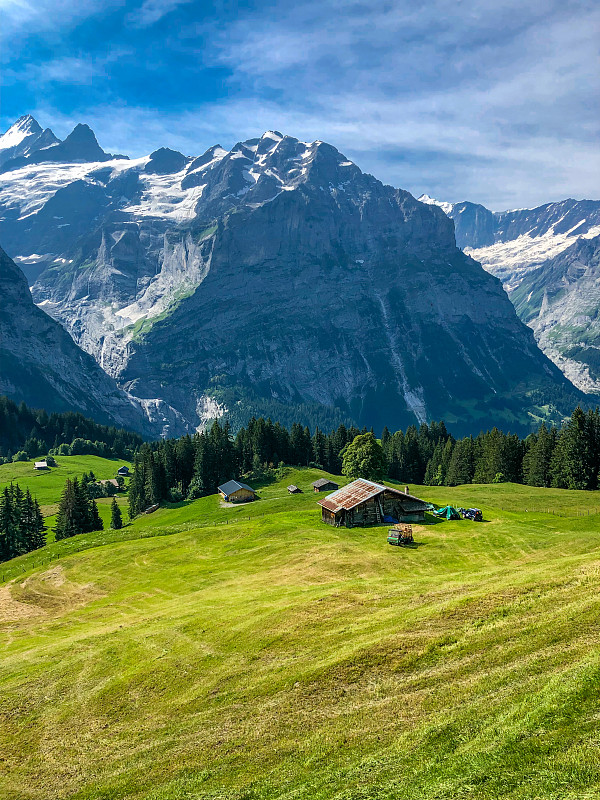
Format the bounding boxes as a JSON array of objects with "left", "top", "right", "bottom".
[
  {"left": 144, "top": 147, "right": 189, "bottom": 175},
  {"left": 56, "top": 123, "right": 109, "bottom": 161},
  {"left": 0, "top": 114, "right": 59, "bottom": 168},
  {"left": 9, "top": 114, "right": 43, "bottom": 136}
]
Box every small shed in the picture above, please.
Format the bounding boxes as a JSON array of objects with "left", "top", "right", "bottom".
[
  {"left": 312, "top": 478, "right": 339, "bottom": 493},
  {"left": 287, "top": 485, "right": 302, "bottom": 494},
  {"left": 218, "top": 480, "right": 257, "bottom": 503},
  {"left": 317, "top": 479, "right": 427, "bottom": 527},
  {"left": 117, "top": 466, "right": 130, "bottom": 477},
  {"left": 34, "top": 461, "right": 49, "bottom": 470}
]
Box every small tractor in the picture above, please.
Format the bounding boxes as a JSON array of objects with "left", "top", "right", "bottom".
[{"left": 387, "top": 524, "right": 414, "bottom": 546}]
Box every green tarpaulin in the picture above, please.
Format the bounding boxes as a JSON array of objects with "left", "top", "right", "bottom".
[{"left": 433, "top": 505, "right": 460, "bottom": 520}]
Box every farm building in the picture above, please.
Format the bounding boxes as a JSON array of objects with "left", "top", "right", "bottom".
[
  {"left": 287, "top": 485, "right": 302, "bottom": 494},
  {"left": 312, "top": 478, "right": 339, "bottom": 493},
  {"left": 317, "top": 479, "right": 427, "bottom": 527},
  {"left": 34, "top": 461, "right": 49, "bottom": 470},
  {"left": 117, "top": 466, "right": 130, "bottom": 477},
  {"left": 98, "top": 479, "right": 120, "bottom": 490},
  {"left": 218, "top": 480, "right": 257, "bottom": 503}
]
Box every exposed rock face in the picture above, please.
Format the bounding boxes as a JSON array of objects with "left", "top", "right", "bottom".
[
  {"left": 420, "top": 195, "right": 600, "bottom": 289},
  {"left": 420, "top": 195, "right": 600, "bottom": 393},
  {"left": 511, "top": 235, "right": 600, "bottom": 393},
  {"left": 0, "top": 120, "right": 584, "bottom": 434},
  {"left": 0, "top": 246, "right": 152, "bottom": 435}
]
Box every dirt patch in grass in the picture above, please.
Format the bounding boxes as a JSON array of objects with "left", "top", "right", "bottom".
[
  {"left": 0, "top": 585, "right": 47, "bottom": 622},
  {"left": 9, "top": 565, "right": 104, "bottom": 613}
]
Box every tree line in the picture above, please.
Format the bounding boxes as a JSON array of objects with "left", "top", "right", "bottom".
[
  {"left": 127, "top": 407, "right": 600, "bottom": 517},
  {"left": 0, "top": 484, "right": 45, "bottom": 561},
  {"left": 0, "top": 395, "right": 143, "bottom": 463}
]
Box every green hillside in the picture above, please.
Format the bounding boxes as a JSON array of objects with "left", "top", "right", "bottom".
[{"left": 1, "top": 462, "right": 600, "bottom": 799}]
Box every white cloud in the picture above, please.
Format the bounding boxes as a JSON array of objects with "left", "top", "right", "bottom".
[
  {"left": 0, "top": 0, "right": 125, "bottom": 37},
  {"left": 127, "top": 0, "right": 193, "bottom": 27},
  {"left": 3, "top": 0, "right": 598, "bottom": 209}
]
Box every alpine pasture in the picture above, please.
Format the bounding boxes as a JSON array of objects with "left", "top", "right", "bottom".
[{"left": 1, "top": 457, "right": 599, "bottom": 799}]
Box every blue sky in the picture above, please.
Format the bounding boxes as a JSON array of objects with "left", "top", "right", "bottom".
[{"left": 1, "top": 0, "right": 598, "bottom": 209}]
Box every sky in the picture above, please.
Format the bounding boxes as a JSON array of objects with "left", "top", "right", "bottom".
[{"left": 0, "top": 0, "right": 598, "bottom": 209}]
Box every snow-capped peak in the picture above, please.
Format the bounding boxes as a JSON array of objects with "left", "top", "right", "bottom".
[
  {"left": 0, "top": 115, "right": 42, "bottom": 150},
  {"left": 418, "top": 194, "right": 454, "bottom": 215}
]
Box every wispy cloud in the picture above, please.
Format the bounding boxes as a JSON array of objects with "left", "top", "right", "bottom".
[
  {"left": 127, "top": 0, "right": 193, "bottom": 28},
  {"left": 1, "top": 0, "right": 598, "bottom": 209},
  {"left": 0, "top": 0, "right": 125, "bottom": 37}
]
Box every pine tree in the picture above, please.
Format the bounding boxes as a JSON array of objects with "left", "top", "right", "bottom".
[
  {"left": 524, "top": 423, "right": 555, "bottom": 487},
  {"left": 110, "top": 497, "right": 123, "bottom": 530},
  {"left": 446, "top": 437, "right": 475, "bottom": 486},
  {"left": 89, "top": 498, "right": 103, "bottom": 532},
  {"left": 552, "top": 407, "right": 593, "bottom": 489},
  {"left": 54, "top": 479, "right": 77, "bottom": 540}
]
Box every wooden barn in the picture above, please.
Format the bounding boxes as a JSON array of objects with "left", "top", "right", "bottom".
[
  {"left": 117, "top": 466, "right": 130, "bottom": 477},
  {"left": 34, "top": 461, "right": 49, "bottom": 470},
  {"left": 317, "top": 479, "right": 427, "bottom": 527},
  {"left": 287, "top": 485, "right": 302, "bottom": 494},
  {"left": 218, "top": 480, "right": 257, "bottom": 503},
  {"left": 312, "top": 478, "right": 339, "bottom": 493}
]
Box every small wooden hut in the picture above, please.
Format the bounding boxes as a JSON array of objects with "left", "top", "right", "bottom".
[
  {"left": 317, "top": 479, "right": 427, "bottom": 527},
  {"left": 218, "top": 480, "right": 257, "bottom": 503},
  {"left": 287, "top": 485, "right": 302, "bottom": 494},
  {"left": 312, "top": 478, "right": 339, "bottom": 493}
]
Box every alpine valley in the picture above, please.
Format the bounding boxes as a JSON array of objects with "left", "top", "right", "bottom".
[
  {"left": 419, "top": 195, "right": 600, "bottom": 395},
  {"left": 0, "top": 115, "right": 587, "bottom": 435}
]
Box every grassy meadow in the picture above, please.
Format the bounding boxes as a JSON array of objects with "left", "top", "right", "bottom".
[{"left": 1, "top": 458, "right": 600, "bottom": 799}]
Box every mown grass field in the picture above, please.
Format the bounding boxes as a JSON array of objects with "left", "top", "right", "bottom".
[{"left": 1, "top": 458, "right": 600, "bottom": 799}]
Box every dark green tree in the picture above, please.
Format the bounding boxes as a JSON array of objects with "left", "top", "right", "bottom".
[{"left": 110, "top": 497, "right": 123, "bottom": 530}]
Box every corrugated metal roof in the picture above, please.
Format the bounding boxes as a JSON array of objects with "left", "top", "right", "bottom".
[
  {"left": 316, "top": 479, "right": 426, "bottom": 513},
  {"left": 218, "top": 480, "right": 255, "bottom": 495}
]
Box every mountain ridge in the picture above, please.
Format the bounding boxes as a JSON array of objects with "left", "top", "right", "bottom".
[
  {"left": 0, "top": 116, "right": 586, "bottom": 434},
  {"left": 419, "top": 194, "right": 600, "bottom": 393}
]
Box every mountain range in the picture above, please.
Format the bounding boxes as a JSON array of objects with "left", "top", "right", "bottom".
[
  {"left": 419, "top": 195, "right": 600, "bottom": 393},
  {"left": 0, "top": 116, "right": 587, "bottom": 435}
]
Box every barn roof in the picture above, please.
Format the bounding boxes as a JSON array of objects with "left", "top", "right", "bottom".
[
  {"left": 317, "top": 479, "right": 426, "bottom": 513},
  {"left": 312, "top": 478, "right": 338, "bottom": 488},
  {"left": 218, "top": 480, "right": 255, "bottom": 495}
]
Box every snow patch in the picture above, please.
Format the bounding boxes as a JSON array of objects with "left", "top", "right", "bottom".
[
  {"left": 418, "top": 194, "right": 453, "bottom": 215},
  {"left": 468, "top": 225, "right": 600, "bottom": 289}
]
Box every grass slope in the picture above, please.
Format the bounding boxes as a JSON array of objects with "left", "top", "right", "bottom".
[{"left": 1, "top": 465, "right": 600, "bottom": 799}]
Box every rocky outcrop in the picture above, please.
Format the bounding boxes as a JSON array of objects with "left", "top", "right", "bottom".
[
  {"left": 0, "top": 246, "right": 152, "bottom": 434},
  {"left": 511, "top": 235, "right": 600, "bottom": 393}
]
